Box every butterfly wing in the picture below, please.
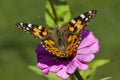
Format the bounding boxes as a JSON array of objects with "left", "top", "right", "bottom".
[
  {"left": 62, "top": 10, "right": 97, "bottom": 57},
  {"left": 16, "top": 23, "right": 52, "bottom": 40},
  {"left": 16, "top": 23, "right": 63, "bottom": 57}
]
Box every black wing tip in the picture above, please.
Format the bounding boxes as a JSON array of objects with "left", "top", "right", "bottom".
[
  {"left": 16, "top": 23, "right": 21, "bottom": 27},
  {"left": 91, "top": 10, "right": 97, "bottom": 14}
]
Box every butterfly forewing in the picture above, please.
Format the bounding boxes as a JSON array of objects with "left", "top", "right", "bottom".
[
  {"left": 16, "top": 23, "right": 51, "bottom": 40},
  {"left": 65, "top": 10, "right": 97, "bottom": 34}
]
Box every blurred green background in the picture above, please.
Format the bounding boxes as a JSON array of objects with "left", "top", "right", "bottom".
[{"left": 0, "top": 0, "right": 120, "bottom": 80}]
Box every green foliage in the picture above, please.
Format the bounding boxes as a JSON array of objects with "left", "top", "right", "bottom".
[
  {"left": 45, "top": 0, "right": 71, "bottom": 28},
  {"left": 28, "top": 66, "right": 42, "bottom": 76},
  {"left": 100, "top": 77, "right": 112, "bottom": 80},
  {"left": 80, "top": 59, "right": 110, "bottom": 80}
]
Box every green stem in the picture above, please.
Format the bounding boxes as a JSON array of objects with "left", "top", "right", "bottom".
[
  {"left": 48, "top": 0, "right": 58, "bottom": 25},
  {"left": 70, "top": 74, "right": 75, "bottom": 80},
  {"left": 75, "top": 69, "right": 84, "bottom": 80}
]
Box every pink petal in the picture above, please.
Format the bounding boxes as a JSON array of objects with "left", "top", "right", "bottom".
[
  {"left": 66, "top": 59, "right": 77, "bottom": 74},
  {"left": 49, "top": 64, "right": 63, "bottom": 73},
  {"left": 37, "top": 62, "right": 49, "bottom": 69},
  {"left": 42, "top": 68, "right": 49, "bottom": 74},
  {"left": 56, "top": 66, "right": 69, "bottom": 79},
  {"left": 77, "top": 31, "right": 99, "bottom": 55},
  {"left": 75, "top": 59, "right": 88, "bottom": 70},
  {"left": 76, "top": 54, "right": 95, "bottom": 62}
]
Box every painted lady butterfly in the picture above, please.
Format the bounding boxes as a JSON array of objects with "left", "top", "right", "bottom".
[{"left": 16, "top": 10, "right": 97, "bottom": 58}]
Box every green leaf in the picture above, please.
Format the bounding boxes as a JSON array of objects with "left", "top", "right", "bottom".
[
  {"left": 45, "top": 0, "right": 71, "bottom": 28},
  {"left": 28, "top": 65, "right": 42, "bottom": 75},
  {"left": 89, "top": 59, "right": 110, "bottom": 68},
  {"left": 80, "top": 59, "right": 110, "bottom": 80},
  {"left": 28, "top": 65, "right": 49, "bottom": 80},
  {"left": 100, "top": 77, "right": 112, "bottom": 80},
  {"left": 28, "top": 65, "right": 62, "bottom": 80}
]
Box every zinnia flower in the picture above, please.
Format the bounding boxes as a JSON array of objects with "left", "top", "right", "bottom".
[{"left": 36, "top": 30, "right": 99, "bottom": 79}]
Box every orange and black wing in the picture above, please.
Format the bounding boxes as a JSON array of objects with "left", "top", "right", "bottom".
[
  {"left": 16, "top": 23, "right": 50, "bottom": 40},
  {"left": 16, "top": 23, "right": 63, "bottom": 57},
  {"left": 63, "top": 10, "right": 97, "bottom": 56}
]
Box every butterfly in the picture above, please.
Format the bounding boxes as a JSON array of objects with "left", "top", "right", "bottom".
[{"left": 16, "top": 10, "right": 97, "bottom": 58}]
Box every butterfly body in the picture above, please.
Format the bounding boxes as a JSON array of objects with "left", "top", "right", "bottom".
[{"left": 16, "top": 10, "right": 97, "bottom": 58}]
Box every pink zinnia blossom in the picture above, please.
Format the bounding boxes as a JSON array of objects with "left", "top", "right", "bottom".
[{"left": 36, "top": 30, "right": 99, "bottom": 79}]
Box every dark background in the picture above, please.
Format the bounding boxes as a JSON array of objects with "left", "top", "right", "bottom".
[{"left": 0, "top": 0, "right": 120, "bottom": 80}]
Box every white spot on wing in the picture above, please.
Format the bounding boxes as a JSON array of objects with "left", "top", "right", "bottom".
[
  {"left": 23, "top": 27, "right": 25, "bottom": 29},
  {"left": 41, "top": 42, "right": 42, "bottom": 44},
  {"left": 38, "top": 25, "right": 42, "bottom": 29},
  {"left": 28, "top": 24, "right": 32, "bottom": 28},
  {"left": 89, "top": 11, "right": 93, "bottom": 16},
  {"left": 71, "top": 19, "right": 76, "bottom": 24},
  {"left": 85, "top": 18, "right": 88, "bottom": 21},
  {"left": 89, "top": 11, "right": 92, "bottom": 14},
  {"left": 88, "top": 16, "right": 91, "bottom": 18},
  {"left": 26, "top": 27, "right": 29, "bottom": 30},
  {"left": 20, "top": 23, "right": 23, "bottom": 26},
  {"left": 80, "top": 14, "right": 85, "bottom": 19}
]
